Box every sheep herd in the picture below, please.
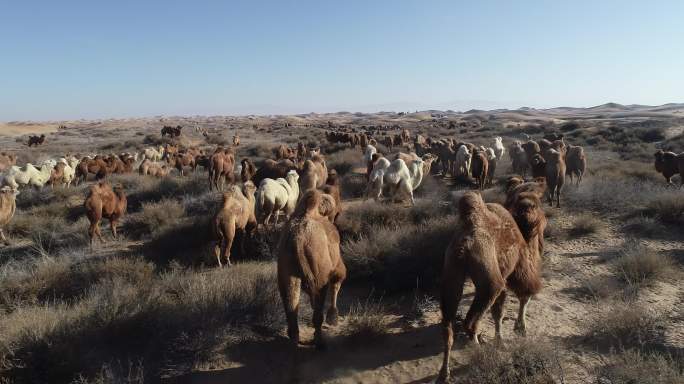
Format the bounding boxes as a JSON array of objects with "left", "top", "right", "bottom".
[{"left": 1, "top": 123, "right": 683, "bottom": 381}]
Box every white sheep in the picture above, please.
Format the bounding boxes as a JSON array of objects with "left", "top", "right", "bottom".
[
  {"left": 493, "top": 136, "right": 505, "bottom": 160},
  {"left": 256, "top": 170, "right": 300, "bottom": 226}
]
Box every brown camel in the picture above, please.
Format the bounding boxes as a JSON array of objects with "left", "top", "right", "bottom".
[
  {"left": 437, "top": 191, "right": 545, "bottom": 383},
  {"left": 84, "top": 182, "right": 127, "bottom": 246},
  {"left": 320, "top": 169, "right": 342, "bottom": 223},
  {"left": 208, "top": 147, "right": 235, "bottom": 191},
  {"left": 212, "top": 181, "right": 257, "bottom": 267},
  {"left": 240, "top": 158, "right": 257, "bottom": 183},
  {"left": 277, "top": 190, "right": 346, "bottom": 350},
  {"left": 545, "top": 149, "right": 566, "bottom": 207}
]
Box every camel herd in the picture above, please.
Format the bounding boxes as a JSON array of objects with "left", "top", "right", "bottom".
[{"left": 1, "top": 123, "right": 683, "bottom": 381}]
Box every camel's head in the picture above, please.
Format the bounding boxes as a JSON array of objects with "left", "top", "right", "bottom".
[
  {"left": 511, "top": 192, "right": 546, "bottom": 240},
  {"left": 654, "top": 149, "right": 665, "bottom": 172},
  {"left": 326, "top": 169, "right": 339, "bottom": 186},
  {"left": 287, "top": 169, "right": 299, "bottom": 183},
  {"left": 242, "top": 181, "right": 257, "bottom": 196},
  {"left": 505, "top": 176, "right": 525, "bottom": 194},
  {"left": 0, "top": 186, "right": 19, "bottom": 197},
  {"left": 531, "top": 153, "right": 546, "bottom": 167}
]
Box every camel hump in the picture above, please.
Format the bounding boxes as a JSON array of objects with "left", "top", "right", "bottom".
[{"left": 458, "top": 192, "right": 485, "bottom": 224}]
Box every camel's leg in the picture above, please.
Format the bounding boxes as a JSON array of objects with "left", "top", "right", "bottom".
[
  {"left": 312, "top": 287, "right": 328, "bottom": 350},
  {"left": 491, "top": 290, "right": 508, "bottom": 340},
  {"left": 556, "top": 190, "right": 561, "bottom": 208},
  {"left": 464, "top": 278, "right": 504, "bottom": 344},
  {"left": 326, "top": 264, "right": 346, "bottom": 326},
  {"left": 214, "top": 243, "right": 222, "bottom": 267},
  {"left": 437, "top": 263, "right": 466, "bottom": 384},
  {"left": 110, "top": 219, "right": 118, "bottom": 239},
  {"left": 0, "top": 229, "right": 9, "bottom": 245},
  {"left": 514, "top": 295, "right": 531, "bottom": 336},
  {"left": 279, "top": 275, "right": 302, "bottom": 346},
  {"left": 222, "top": 227, "right": 235, "bottom": 266},
  {"left": 95, "top": 222, "right": 104, "bottom": 243}
]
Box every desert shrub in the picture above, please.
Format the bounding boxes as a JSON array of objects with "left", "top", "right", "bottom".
[
  {"left": 327, "top": 148, "right": 360, "bottom": 176},
  {"left": 0, "top": 255, "right": 154, "bottom": 313},
  {"left": 461, "top": 339, "right": 565, "bottom": 384},
  {"left": 205, "top": 134, "right": 229, "bottom": 146},
  {"left": 337, "top": 199, "right": 446, "bottom": 240},
  {"left": 113, "top": 173, "right": 206, "bottom": 212},
  {"left": 613, "top": 241, "right": 676, "bottom": 288},
  {"left": 622, "top": 216, "right": 666, "bottom": 238},
  {"left": 587, "top": 300, "right": 663, "bottom": 349},
  {"left": 124, "top": 199, "right": 185, "bottom": 239},
  {"left": 343, "top": 296, "right": 389, "bottom": 345},
  {"left": 141, "top": 215, "right": 213, "bottom": 267},
  {"left": 641, "top": 193, "right": 684, "bottom": 226},
  {"left": 661, "top": 133, "right": 684, "bottom": 153},
  {"left": 340, "top": 173, "right": 366, "bottom": 199},
  {"left": 0, "top": 262, "right": 282, "bottom": 383},
  {"left": 596, "top": 350, "right": 683, "bottom": 384},
  {"left": 342, "top": 215, "right": 455, "bottom": 291},
  {"left": 567, "top": 214, "right": 604, "bottom": 238}
]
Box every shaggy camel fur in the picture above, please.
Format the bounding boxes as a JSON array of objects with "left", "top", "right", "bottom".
[
  {"left": 565, "top": 145, "right": 587, "bottom": 185},
  {"left": 170, "top": 152, "right": 196, "bottom": 176},
  {"left": 253, "top": 159, "right": 297, "bottom": 186},
  {"left": 240, "top": 158, "right": 257, "bottom": 183},
  {"left": 437, "top": 191, "right": 545, "bottom": 383},
  {"left": 277, "top": 190, "right": 346, "bottom": 349},
  {"left": 84, "top": 182, "right": 127, "bottom": 246},
  {"left": 208, "top": 147, "right": 235, "bottom": 191},
  {"left": 522, "top": 140, "right": 540, "bottom": 165},
  {"left": 383, "top": 158, "right": 425, "bottom": 205},
  {"left": 299, "top": 159, "right": 319, "bottom": 194},
  {"left": 493, "top": 136, "right": 505, "bottom": 160},
  {"left": 212, "top": 181, "right": 257, "bottom": 267},
  {"left": 509, "top": 141, "right": 528, "bottom": 176},
  {"left": 530, "top": 153, "right": 547, "bottom": 179},
  {"left": 654, "top": 149, "right": 684, "bottom": 186},
  {"left": 545, "top": 149, "right": 566, "bottom": 207},
  {"left": 366, "top": 157, "right": 391, "bottom": 200},
  {"left": 0, "top": 153, "right": 17, "bottom": 172},
  {"left": 256, "top": 170, "right": 300, "bottom": 226},
  {"left": 308, "top": 154, "right": 328, "bottom": 189},
  {"left": 0, "top": 186, "right": 18, "bottom": 245},
  {"left": 320, "top": 170, "right": 342, "bottom": 223},
  {"left": 471, "top": 150, "right": 489, "bottom": 190}
]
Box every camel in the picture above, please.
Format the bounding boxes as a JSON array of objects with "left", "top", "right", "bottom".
[
  {"left": 437, "top": 191, "right": 546, "bottom": 383},
  {"left": 277, "top": 190, "right": 346, "bottom": 350},
  {"left": 208, "top": 147, "right": 235, "bottom": 191},
  {"left": 471, "top": 150, "right": 489, "bottom": 190},
  {"left": 212, "top": 181, "right": 257, "bottom": 267},
  {"left": 545, "top": 149, "right": 566, "bottom": 207},
  {"left": 320, "top": 170, "right": 342, "bottom": 223},
  {"left": 240, "top": 158, "right": 257, "bottom": 183},
  {"left": 565, "top": 145, "right": 587, "bottom": 185},
  {"left": 653, "top": 149, "right": 683, "bottom": 186},
  {"left": 84, "top": 182, "right": 127, "bottom": 247},
  {"left": 0, "top": 186, "right": 18, "bottom": 245}
]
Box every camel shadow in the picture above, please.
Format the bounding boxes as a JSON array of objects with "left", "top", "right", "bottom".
[{"left": 165, "top": 323, "right": 447, "bottom": 384}]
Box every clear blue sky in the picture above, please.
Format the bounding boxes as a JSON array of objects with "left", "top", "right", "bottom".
[{"left": 1, "top": 0, "right": 682, "bottom": 121}]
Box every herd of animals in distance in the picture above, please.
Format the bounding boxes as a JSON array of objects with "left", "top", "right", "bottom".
[{"left": 0, "top": 105, "right": 682, "bottom": 383}]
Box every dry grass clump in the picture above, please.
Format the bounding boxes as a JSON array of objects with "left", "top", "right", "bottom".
[
  {"left": 0, "top": 254, "right": 154, "bottom": 313},
  {"left": 124, "top": 199, "right": 185, "bottom": 239},
  {"left": 343, "top": 297, "right": 390, "bottom": 345},
  {"left": 596, "top": 349, "right": 683, "bottom": 384},
  {"left": 342, "top": 215, "right": 455, "bottom": 291},
  {"left": 641, "top": 193, "right": 684, "bottom": 226},
  {"left": 567, "top": 214, "right": 605, "bottom": 238},
  {"left": 613, "top": 241, "right": 676, "bottom": 289},
  {"left": 0, "top": 262, "right": 282, "bottom": 383},
  {"left": 340, "top": 173, "right": 367, "bottom": 199},
  {"left": 327, "top": 148, "right": 360, "bottom": 176},
  {"left": 461, "top": 339, "right": 565, "bottom": 384},
  {"left": 587, "top": 300, "right": 664, "bottom": 349},
  {"left": 623, "top": 215, "right": 667, "bottom": 238}
]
